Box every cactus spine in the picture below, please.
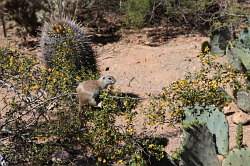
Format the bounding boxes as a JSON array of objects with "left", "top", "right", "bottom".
[{"left": 40, "top": 17, "right": 98, "bottom": 73}]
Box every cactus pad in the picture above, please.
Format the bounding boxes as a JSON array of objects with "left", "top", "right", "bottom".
[
  {"left": 237, "top": 90, "right": 250, "bottom": 113},
  {"left": 227, "top": 27, "right": 250, "bottom": 72},
  {"left": 237, "top": 27, "right": 250, "bottom": 49},
  {"left": 183, "top": 105, "right": 229, "bottom": 155},
  {"left": 227, "top": 48, "right": 245, "bottom": 71},
  {"left": 222, "top": 148, "right": 250, "bottom": 166},
  {"left": 180, "top": 123, "right": 220, "bottom": 166}
]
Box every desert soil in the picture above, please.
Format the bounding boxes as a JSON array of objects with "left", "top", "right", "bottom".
[{"left": 1, "top": 25, "right": 250, "bottom": 155}]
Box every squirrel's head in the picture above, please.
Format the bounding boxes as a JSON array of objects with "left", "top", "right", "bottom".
[{"left": 99, "top": 75, "right": 116, "bottom": 89}]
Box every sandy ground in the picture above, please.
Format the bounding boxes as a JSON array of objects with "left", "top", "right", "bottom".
[
  {"left": 97, "top": 34, "right": 204, "bottom": 97},
  {"left": 1, "top": 24, "right": 250, "bottom": 156}
]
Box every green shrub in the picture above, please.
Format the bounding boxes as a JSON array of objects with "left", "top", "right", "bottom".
[
  {"left": 4, "top": 0, "right": 49, "bottom": 36},
  {"left": 124, "top": 0, "right": 151, "bottom": 27},
  {"left": 165, "top": 0, "right": 249, "bottom": 33},
  {"left": 0, "top": 48, "right": 167, "bottom": 165}
]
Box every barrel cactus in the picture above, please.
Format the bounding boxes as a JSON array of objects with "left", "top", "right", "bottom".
[
  {"left": 40, "top": 17, "right": 98, "bottom": 73},
  {"left": 180, "top": 123, "right": 220, "bottom": 166},
  {"left": 222, "top": 148, "right": 250, "bottom": 166},
  {"left": 183, "top": 105, "right": 229, "bottom": 155}
]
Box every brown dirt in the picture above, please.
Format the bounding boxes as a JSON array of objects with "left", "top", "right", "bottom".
[{"left": 97, "top": 33, "right": 204, "bottom": 97}]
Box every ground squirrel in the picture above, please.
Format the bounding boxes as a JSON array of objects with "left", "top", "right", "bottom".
[{"left": 76, "top": 75, "right": 116, "bottom": 110}]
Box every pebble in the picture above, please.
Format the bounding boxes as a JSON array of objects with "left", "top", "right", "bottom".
[
  {"left": 217, "top": 155, "right": 224, "bottom": 163},
  {"left": 223, "top": 102, "right": 238, "bottom": 115},
  {"left": 231, "top": 111, "right": 250, "bottom": 125},
  {"left": 51, "top": 150, "right": 70, "bottom": 162}
]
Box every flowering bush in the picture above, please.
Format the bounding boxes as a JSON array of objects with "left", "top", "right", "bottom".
[
  {"left": 147, "top": 48, "right": 247, "bottom": 124},
  {"left": 0, "top": 48, "right": 168, "bottom": 165}
]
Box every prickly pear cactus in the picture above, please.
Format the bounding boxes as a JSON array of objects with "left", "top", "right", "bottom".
[
  {"left": 180, "top": 123, "right": 220, "bottom": 166},
  {"left": 237, "top": 27, "right": 250, "bottom": 49},
  {"left": 183, "top": 105, "right": 229, "bottom": 155},
  {"left": 237, "top": 90, "right": 250, "bottom": 113},
  {"left": 230, "top": 47, "right": 250, "bottom": 71},
  {"left": 222, "top": 148, "right": 250, "bottom": 166},
  {"left": 228, "top": 27, "right": 250, "bottom": 72},
  {"left": 40, "top": 17, "right": 98, "bottom": 72},
  {"left": 227, "top": 47, "right": 246, "bottom": 71}
]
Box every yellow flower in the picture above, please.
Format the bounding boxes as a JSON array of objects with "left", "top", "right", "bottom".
[
  {"left": 117, "top": 160, "right": 124, "bottom": 164},
  {"left": 209, "top": 80, "right": 218, "bottom": 89},
  {"left": 204, "top": 47, "right": 210, "bottom": 53},
  {"left": 76, "top": 76, "right": 81, "bottom": 80},
  {"left": 148, "top": 144, "right": 155, "bottom": 149},
  {"left": 179, "top": 80, "right": 187, "bottom": 85},
  {"left": 9, "top": 56, "right": 14, "bottom": 66},
  {"left": 127, "top": 127, "right": 135, "bottom": 134},
  {"left": 31, "top": 85, "right": 40, "bottom": 90}
]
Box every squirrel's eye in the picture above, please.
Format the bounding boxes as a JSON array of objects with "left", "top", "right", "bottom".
[{"left": 108, "top": 77, "right": 112, "bottom": 80}]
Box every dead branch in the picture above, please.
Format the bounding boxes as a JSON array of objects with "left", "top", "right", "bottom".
[{"left": 1, "top": 14, "right": 6, "bottom": 37}]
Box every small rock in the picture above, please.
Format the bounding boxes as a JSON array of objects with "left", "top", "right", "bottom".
[
  {"left": 51, "top": 150, "right": 70, "bottom": 162},
  {"left": 73, "top": 144, "right": 82, "bottom": 151},
  {"left": 217, "top": 155, "right": 224, "bottom": 163},
  {"left": 232, "top": 111, "right": 250, "bottom": 125},
  {"left": 237, "top": 90, "right": 250, "bottom": 113},
  {"left": 223, "top": 102, "right": 238, "bottom": 115},
  {"left": 223, "top": 84, "right": 234, "bottom": 99}
]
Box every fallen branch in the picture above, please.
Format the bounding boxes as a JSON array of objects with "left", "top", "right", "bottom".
[{"left": 1, "top": 14, "right": 6, "bottom": 37}]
